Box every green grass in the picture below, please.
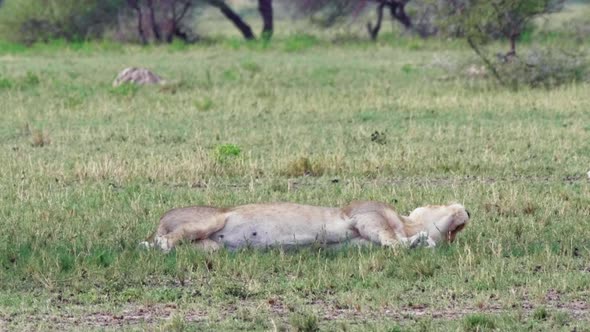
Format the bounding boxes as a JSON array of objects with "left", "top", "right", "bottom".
[{"left": 0, "top": 38, "right": 589, "bottom": 330}]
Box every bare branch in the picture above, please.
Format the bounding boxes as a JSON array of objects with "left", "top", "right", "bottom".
[
  {"left": 175, "top": 0, "right": 192, "bottom": 22},
  {"left": 467, "top": 36, "right": 505, "bottom": 85}
]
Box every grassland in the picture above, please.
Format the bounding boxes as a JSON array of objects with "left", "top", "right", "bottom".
[{"left": 0, "top": 34, "right": 589, "bottom": 331}]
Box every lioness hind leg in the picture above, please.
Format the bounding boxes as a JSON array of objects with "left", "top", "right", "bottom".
[{"left": 156, "top": 215, "right": 226, "bottom": 252}]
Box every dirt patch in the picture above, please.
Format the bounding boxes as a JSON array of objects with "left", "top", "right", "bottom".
[
  {"left": 281, "top": 298, "right": 590, "bottom": 322},
  {"left": 72, "top": 304, "right": 200, "bottom": 327},
  {"left": 2, "top": 296, "right": 588, "bottom": 329},
  {"left": 1, "top": 304, "right": 206, "bottom": 330}
]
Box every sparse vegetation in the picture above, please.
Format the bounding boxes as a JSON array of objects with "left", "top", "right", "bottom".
[
  {"left": 30, "top": 128, "right": 50, "bottom": 147},
  {"left": 464, "top": 314, "right": 497, "bottom": 331},
  {"left": 282, "top": 157, "right": 326, "bottom": 177},
  {"left": 0, "top": 4, "right": 589, "bottom": 330},
  {"left": 496, "top": 47, "right": 588, "bottom": 89},
  {"left": 290, "top": 311, "right": 320, "bottom": 332},
  {"left": 533, "top": 306, "right": 549, "bottom": 321}
]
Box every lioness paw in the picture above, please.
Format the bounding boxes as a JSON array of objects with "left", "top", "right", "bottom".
[
  {"left": 139, "top": 241, "right": 154, "bottom": 249},
  {"left": 395, "top": 236, "right": 409, "bottom": 246},
  {"left": 426, "top": 236, "right": 436, "bottom": 248},
  {"left": 154, "top": 236, "right": 171, "bottom": 253},
  {"left": 409, "top": 231, "right": 434, "bottom": 249},
  {"left": 381, "top": 238, "right": 399, "bottom": 247}
]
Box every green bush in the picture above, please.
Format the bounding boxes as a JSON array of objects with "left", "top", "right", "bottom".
[
  {"left": 562, "top": 7, "right": 590, "bottom": 43},
  {"left": 214, "top": 144, "right": 241, "bottom": 162},
  {"left": 0, "top": 0, "right": 123, "bottom": 44},
  {"left": 498, "top": 48, "right": 589, "bottom": 89}
]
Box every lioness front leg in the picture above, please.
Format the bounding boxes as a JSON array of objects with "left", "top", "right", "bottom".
[{"left": 352, "top": 212, "right": 410, "bottom": 248}]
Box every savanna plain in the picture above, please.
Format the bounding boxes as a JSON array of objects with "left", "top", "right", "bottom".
[{"left": 1, "top": 27, "right": 590, "bottom": 331}]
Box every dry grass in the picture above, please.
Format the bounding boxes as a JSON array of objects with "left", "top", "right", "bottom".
[
  {"left": 30, "top": 128, "right": 51, "bottom": 147},
  {"left": 0, "top": 36, "right": 589, "bottom": 330}
]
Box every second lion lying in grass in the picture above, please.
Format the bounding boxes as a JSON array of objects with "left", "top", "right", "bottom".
[{"left": 142, "top": 201, "right": 470, "bottom": 252}]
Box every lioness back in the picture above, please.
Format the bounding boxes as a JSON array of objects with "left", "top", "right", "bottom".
[{"left": 210, "top": 203, "right": 356, "bottom": 250}]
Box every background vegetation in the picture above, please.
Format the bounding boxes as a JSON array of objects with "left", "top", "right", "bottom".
[{"left": 0, "top": 0, "right": 589, "bottom": 331}]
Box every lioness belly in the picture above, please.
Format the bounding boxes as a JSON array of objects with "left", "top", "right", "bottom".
[{"left": 210, "top": 203, "right": 357, "bottom": 250}]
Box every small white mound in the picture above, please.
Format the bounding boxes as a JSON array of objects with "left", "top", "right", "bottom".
[{"left": 112, "top": 67, "right": 165, "bottom": 87}]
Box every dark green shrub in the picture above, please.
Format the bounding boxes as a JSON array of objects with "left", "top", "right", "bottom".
[
  {"left": 0, "top": 0, "right": 123, "bottom": 44},
  {"left": 214, "top": 144, "right": 241, "bottom": 162},
  {"left": 498, "top": 48, "right": 588, "bottom": 89}
]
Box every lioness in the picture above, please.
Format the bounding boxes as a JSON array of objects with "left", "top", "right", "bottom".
[{"left": 141, "top": 201, "right": 470, "bottom": 252}]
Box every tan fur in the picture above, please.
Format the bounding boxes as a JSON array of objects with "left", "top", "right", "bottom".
[{"left": 143, "top": 201, "right": 470, "bottom": 252}]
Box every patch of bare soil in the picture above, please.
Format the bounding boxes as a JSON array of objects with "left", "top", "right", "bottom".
[
  {"left": 2, "top": 290, "right": 588, "bottom": 329},
  {"left": 295, "top": 294, "right": 590, "bottom": 322},
  {"left": 1, "top": 304, "right": 205, "bottom": 330},
  {"left": 74, "top": 303, "right": 206, "bottom": 327}
]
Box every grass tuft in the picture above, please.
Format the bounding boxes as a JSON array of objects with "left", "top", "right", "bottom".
[
  {"left": 289, "top": 311, "right": 320, "bottom": 332},
  {"left": 215, "top": 144, "right": 241, "bottom": 161},
  {"left": 31, "top": 129, "right": 51, "bottom": 147},
  {"left": 109, "top": 83, "right": 139, "bottom": 97},
  {"left": 282, "top": 157, "right": 325, "bottom": 177},
  {"left": 195, "top": 97, "right": 214, "bottom": 112},
  {"left": 463, "top": 314, "right": 497, "bottom": 331},
  {"left": 283, "top": 34, "right": 318, "bottom": 52},
  {"left": 533, "top": 306, "right": 549, "bottom": 321}
]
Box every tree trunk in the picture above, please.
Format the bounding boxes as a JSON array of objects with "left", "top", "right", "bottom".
[
  {"left": 165, "top": 20, "right": 175, "bottom": 43},
  {"left": 146, "top": 0, "right": 162, "bottom": 42},
  {"left": 390, "top": 1, "right": 412, "bottom": 29},
  {"left": 367, "top": 2, "right": 385, "bottom": 41},
  {"left": 258, "top": 0, "right": 273, "bottom": 41},
  {"left": 208, "top": 0, "right": 255, "bottom": 40},
  {"left": 508, "top": 35, "right": 517, "bottom": 57},
  {"left": 136, "top": 7, "right": 147, "bottom": 44},
  {"left": 127, "top": 0, "right": 147, "bottom": 44}
]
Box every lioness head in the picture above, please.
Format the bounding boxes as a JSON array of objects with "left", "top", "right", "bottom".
[{"left": 408, "top": 203, "right": 470, "bottom": 244}]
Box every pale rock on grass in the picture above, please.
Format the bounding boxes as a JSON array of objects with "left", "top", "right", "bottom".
[{"left": 112, "top": 67, "right": 165, "bottom": 87}]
